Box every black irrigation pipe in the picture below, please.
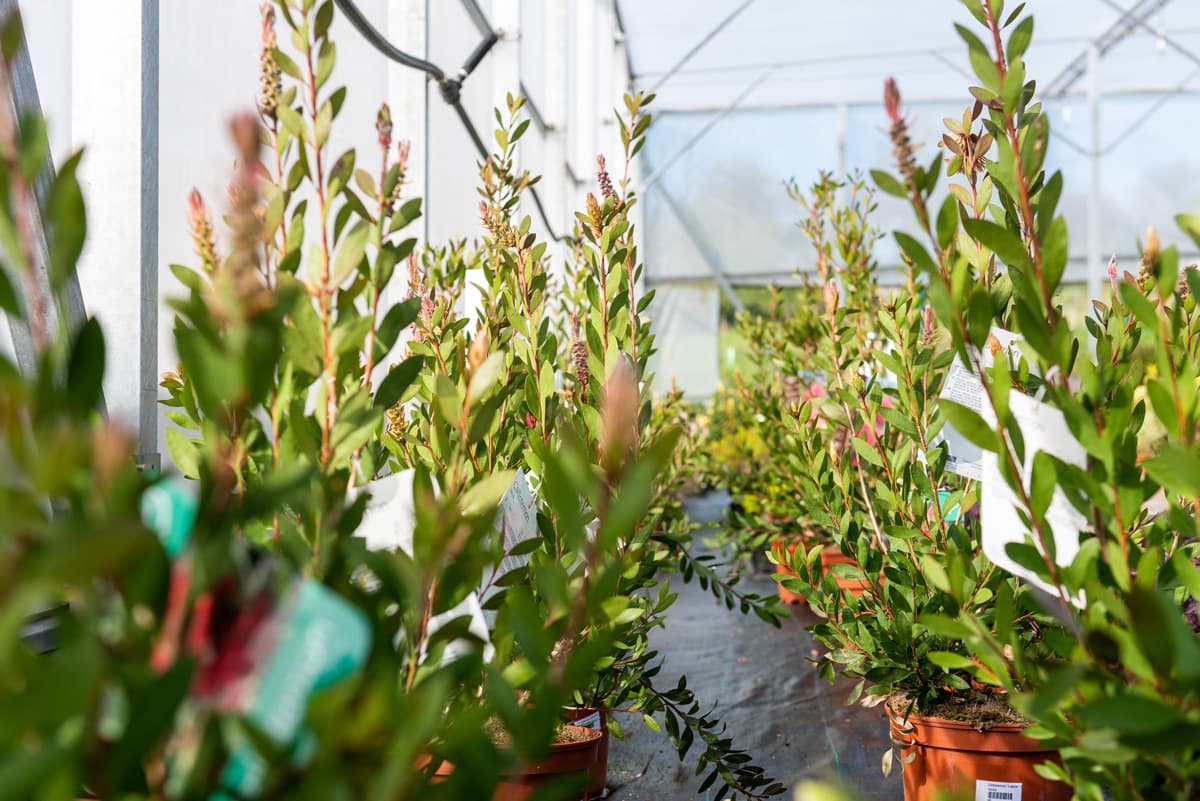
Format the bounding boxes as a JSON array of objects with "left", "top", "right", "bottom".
[{"left": 333, "top": 0, "right": 573, "bottom": 244}]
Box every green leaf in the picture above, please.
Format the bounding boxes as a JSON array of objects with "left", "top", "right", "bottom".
[
  {"left": 388, "top": 197, "right": 423, "bottom": 234},
  {"left": 46, "top": 151, "right": 87, "bottom": 290},
  {"left": 1143, "top": 445, "right": 1200, "bottom": 498},
  {"left": 870, "top": 169, "right": 907, "bottom": 199},
  {"left": 277, "top": 105, "right": 307, "bottom": 142},
  {"left": 927, "top": 651, "right": 974, "bottom": 670},
  {"left": 1176, "top": 212, "right": 1200, "bottom": 251},
  {"left": 165, "top": 427, "right": 200, "bottom": 479},
  {"left": 467, "top": 351, "right": 505, "bottom": 404},
  {"left": 963, "top": 217, "right": 1030, "bottom": 270},
  {"left": 1076, "top": 694, "right": 1177, "bottom": 736},
  {"left": 0, "top": 264, "right": 19, "bottom": 317},
  {"left": 538, "top": 360, "right": 555, "bottom": 402},
  {"left": 460, "top": 470, "right": 516, "bottom": 517},
  {"left": 920, "top": 554, "right": 952, "bottom": 593},
  {"left": 332, "top": 221, "right": 369, "bottom": 284},
  {"left": 936, "top": 194, "right": 959, "bottom": 250},
  {"left": 894, "top": 231, "right": 938, "bottom": 275},
  {"left": 940, "top": 399, "right": 999, "bottom": 451},
  {"left": 374, "top": 355, "right": 423, "bottom": 408},
  {"left": 1126, "top": 585, "right": 1177, "bottom": 676},
  {"left": 1007, "top": 15, "right": 1034, "bottom": 60},
  {"left": 1041, "top": 216, "right": 1068, "bottom": 293},
  {"left": 65, "top": 316, "right": 104, "bottom": 417},
  {"left": 850, "top": 436, "right": 883, "bottom": 468},
  {"left": 169, "top": 263, "right": 203, "bottom": 294}
]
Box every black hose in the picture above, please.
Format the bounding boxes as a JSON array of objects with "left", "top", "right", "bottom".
[
  {"left": 331, "top": 0, "right": 573, "bottom": 244},
  {"left": 332, "top": 0, "right": 444, "bottom": 80}
]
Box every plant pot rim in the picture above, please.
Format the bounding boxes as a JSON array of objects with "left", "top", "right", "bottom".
[
  {"left": 889, "top": 707, "right": 1054, "bottom": 755},
  {"left": 532, "top": 724, "right": 603, "bottom": 752}
]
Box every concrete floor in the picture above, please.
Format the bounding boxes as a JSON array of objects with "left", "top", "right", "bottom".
[{"left": 606, "top": 491, "right": 900, "bottom": 801}]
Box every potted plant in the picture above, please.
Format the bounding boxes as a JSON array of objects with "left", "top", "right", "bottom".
[
  {"left": 390, "top": 90, "right": 785, "bottom": 799},
  {"left": 731, "top": 174, "right": 883, "bottom": 604},
  {"left": 156, "top": 4, "right": 678, "bottom": 799},
  {"left": 770, "top": 74, "right": 1074, "bottom": 798},
  {"left": 877, "top": 2, "right": 1200, "bottom": 799},
  {"left": 0, "top": 5, "right": 602, "bottom": 798}
]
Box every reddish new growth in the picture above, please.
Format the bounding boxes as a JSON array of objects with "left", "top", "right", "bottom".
[
  {"left": 920, "top": 305, "right": 937, "bottom": 347},
  {"left": 884, "top": 78, "right": 919, "bottom": 193},
  {"left": 596, "top": 155, "right": 615, "bottom": 200},
  {"left": 479, "top": 200, "right": 516, "bottom": 247},
  {"left": 571, "top": 313, "right": 588, "bottom": 396},
  {"left": 376, "top": 103, "right": 393, "bottom": 151},
  {"left": 187, "top": 189, "right": 218, "bottom": 274},
  {"left": 390, "top": 139, "right": 411, "bottom": 212},
  {"left": 258, "top": 3, "right": 281, "bottom": 122}
]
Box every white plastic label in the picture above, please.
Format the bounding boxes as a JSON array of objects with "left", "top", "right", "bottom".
[
  {"left": 351, "top": 470, "right": 494, "bottom": 663},
  {"left": 981, "top": 389, "right": 1087, "bottom": 606},
  {"left": 976, "top": 780, "right": 1022, "bottom": 801},
  {"left": 479, "top": 470, "right": 539, "bottom": 602},
  {"left": 573, "top": 711, "right": 602, "bottom": 730},
  {"left": 937, "top": 328, "right": 1025, "bottom": 480}
]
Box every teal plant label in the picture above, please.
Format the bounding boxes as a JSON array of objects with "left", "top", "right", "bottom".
[
  {"left": 140, "top": 479, "right": 198, "bottom": 557},
  {"left": 217, "top": 578, "right": 370, "bottom": 798}
]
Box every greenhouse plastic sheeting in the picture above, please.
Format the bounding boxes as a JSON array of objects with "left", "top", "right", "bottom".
[
  {"left": 643, "top": 93, "right": 1200, "bottom": 287},
  {"left": 619, "top": 1, "right": 1200, "bottom": 110},
  {"left": 626, "top": 0, "right": 1200, "bottom": 286},
  {"left": 648, "top": 283, "right": 720, "bottom": 399}
]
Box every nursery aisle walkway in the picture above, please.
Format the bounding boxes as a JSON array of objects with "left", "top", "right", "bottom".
[{"left": 606, "top": 491, "right": 899, "bottom": 800}]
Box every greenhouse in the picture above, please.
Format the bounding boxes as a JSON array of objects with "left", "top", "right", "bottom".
[{"left": 4, "top": 0, "right": 1200, "bottom": 799}]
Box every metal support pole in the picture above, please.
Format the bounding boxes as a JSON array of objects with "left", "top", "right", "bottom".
[
  {"left": 139, "top": 0, "right": 159, "bottom": 469},
  {"left": 1086, "top": 44, "right": 1102, "bottom": 303}
]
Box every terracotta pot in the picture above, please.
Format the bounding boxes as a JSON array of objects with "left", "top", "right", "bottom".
[
  {"left": 820, "top": 545, "right": 872, "bottom": 597},
  {"left": 563, "top": 707, "right": 608, "bottom": 797},
  {"left": 771, "top": 539, "right": 808, "bottom": 605},
  {"left": 430, "top": 725, "right": 603, "bottom": 801},
  {"left": 890, "top": 711, "right": 1072, "bottom": 801}
]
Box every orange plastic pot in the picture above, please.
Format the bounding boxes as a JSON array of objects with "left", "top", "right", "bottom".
[
  {"left": 771, "top": 539, "right": 808, "bottom": 605},
  {"left": 430, "top": 725, "right": 603, "bottom": 801},
  {"left": 820, "top": 545, "right": 872, "bottom": 597},
  {"left": 563, "top": 707, "right": 608, "bottom": 797},
  {"left": 890, "top": 711, "right": 1071, "bottom": 801}
]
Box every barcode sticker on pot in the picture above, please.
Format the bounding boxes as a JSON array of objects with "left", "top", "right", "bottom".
[{"left": 976, "top": 780, "right": 1021, "bottom": 801}]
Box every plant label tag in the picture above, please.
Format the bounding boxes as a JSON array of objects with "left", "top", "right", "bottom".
[
  {"left": 497, "top": 470, "right": 537, "bottom": 570},
  {"left": 937, "top": 328, "right": 1025, "bottom": 480},
  {"left": 981, "top": 389, "right": 1087, "bottom": 606},
  {"left": 351, "top": 468, "right": 419, "bottom": 554},
  {"left": 573, "top": 710, "right": 602, "bottom": 730},
  {"left": 479, "top": 470, "right": 539, "bottom": 602},
  {"left": 976, "top": 780, "right": 1022, "bottom": 801},
  {"left": 352, "top": 470, "right": 495, "bottom": 662}
]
